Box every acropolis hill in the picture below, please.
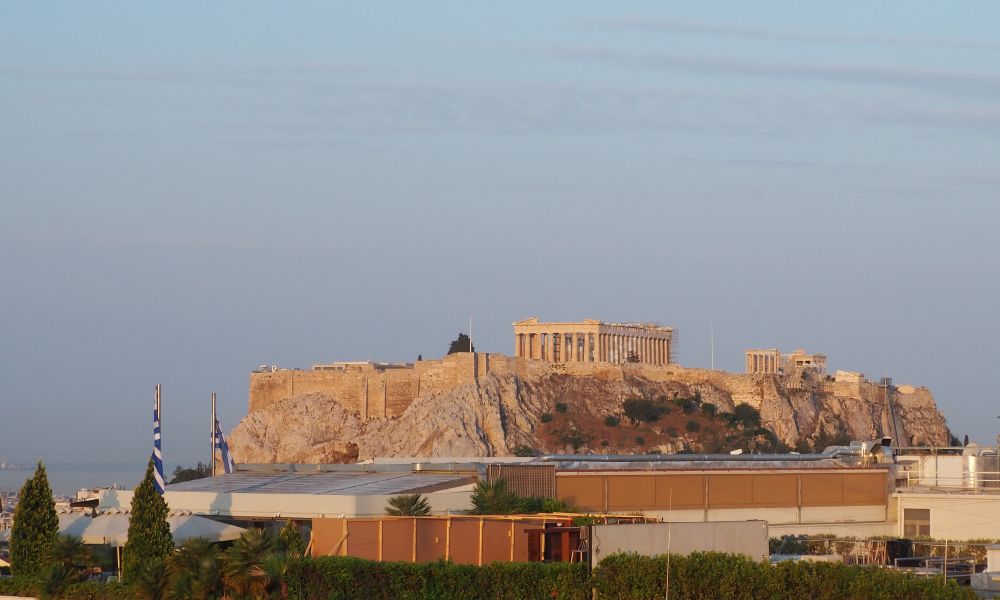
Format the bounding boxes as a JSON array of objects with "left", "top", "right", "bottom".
[{"left": 232, "top": 318, "right": 953, "bottom": 463}]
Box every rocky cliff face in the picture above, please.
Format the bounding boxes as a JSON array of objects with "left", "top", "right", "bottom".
[{"left": 229, "top": 369, "right": 953, "bottom": 463}]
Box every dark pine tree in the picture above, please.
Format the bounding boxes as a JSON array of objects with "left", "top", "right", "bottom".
[
  {"left": 122, "top": 458, "right": 173, "bottom": 583},
  {"left": 10, "top": 462, "right": 59, "bottom": 577},
  {"left": 447, "top": 333, "right": 475, "bottom": 355}
]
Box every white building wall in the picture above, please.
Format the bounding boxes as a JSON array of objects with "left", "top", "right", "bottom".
[{"left": 894, "top": 492, "right": 1000, "bottom": 541}]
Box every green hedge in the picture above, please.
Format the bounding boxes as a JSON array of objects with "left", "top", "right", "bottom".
[
  {"left": 592, "top": 552, "right": 977, "bottom": 600},
  {"left": 2, "top": 553, "right": 978, "bottom": 600},
  {"left": 0, "top": 576, "right": 131, "bottom": 599},
  {"left": 285, "top": 557, "right": 590, "bottom": 600}
]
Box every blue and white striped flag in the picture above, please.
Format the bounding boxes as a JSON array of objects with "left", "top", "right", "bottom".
[
  {"left": 214, "top": 418, "right": 235, "bottom": 475},
  {"left": 152, "top": 395, "right": 165, "bottom": 494}
]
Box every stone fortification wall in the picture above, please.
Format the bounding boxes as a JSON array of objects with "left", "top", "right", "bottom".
[
  {"left": 249, "top": 354, "right": 798, "bottom": 420},
  {"left": 250, "top": 353, "right": 549, "bottom": 417},
  {"left": 249, "top": 353, "right": 686, "bottom": 417}
]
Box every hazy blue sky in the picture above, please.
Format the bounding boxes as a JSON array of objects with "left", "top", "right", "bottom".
[{"left": 2, "top": 2, "right": 999, "bottom": 469}]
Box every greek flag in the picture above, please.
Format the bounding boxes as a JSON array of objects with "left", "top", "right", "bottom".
[
  {"left": 153, "top": 397, "right": 165, "bottom": 494},
  {"left": 214, "top": 418, "right": 235, "bottom": 474}
]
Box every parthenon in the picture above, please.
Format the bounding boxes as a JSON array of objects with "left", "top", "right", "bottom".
[{"left": 512, "top": 318, "right": 672, "bottom": 365}]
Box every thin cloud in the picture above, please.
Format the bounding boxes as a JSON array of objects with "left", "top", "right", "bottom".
[
  {"left": 7, "top": 61, "right": 999, "bottom": 141},
  {"left": 581, "top": 16, "right": 1000, "bottom": 52},
  {"left": 553, "top": 46, "right": 1000, "bottom": 98}
]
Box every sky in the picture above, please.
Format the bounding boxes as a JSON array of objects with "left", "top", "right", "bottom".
[{"left": 1, "top": 2, "right": 999, "bottom": 470}]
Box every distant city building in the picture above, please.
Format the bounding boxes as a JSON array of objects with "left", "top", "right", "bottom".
[
  {"left": 745, "top": 348, "right": 827, "bottom": 375},
  {"left": 312, "top": 361, "right": 411, "bottom": 372},
  {"left": 834, "top": 370, "right": 865, "bottom": 384},
  {"left": 513, "top": 318, "right": 673, "bottom": 366}
]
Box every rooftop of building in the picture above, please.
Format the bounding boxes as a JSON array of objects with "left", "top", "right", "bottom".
[{"left": 166, "top": 469, "right": 476, "bottom": 496}]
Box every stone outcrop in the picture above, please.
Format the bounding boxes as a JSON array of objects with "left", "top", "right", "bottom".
[{"left": 230, "top": 365, "right": 954, "bottom": 463}]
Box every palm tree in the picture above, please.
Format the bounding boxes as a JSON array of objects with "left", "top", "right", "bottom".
[
  {"left": 385, "top": 494, "right": 432, "bottom": 517},
  {"left": 469, "top": 480, "right": 522, "bottom": 515},
  {"left": 46, "top": 534, "right": 89, "bottom": 570},
  {"left": 167, "top": 537, "right": 222, "bottom": 600},
  {"left": 251, "top": 552, "right": 292, "bottom": 599},
  {"left": 223, "top": 529, "right": 276, "bottom": 598},
  {"left": 133, "top": 559, "right": 170, "bottom": 600},
  {"left": 39, "top": 535, "right": 89, "bottom": 599},
  {"left": 38, "top": 562, "right": 77, "bottom": 600}
]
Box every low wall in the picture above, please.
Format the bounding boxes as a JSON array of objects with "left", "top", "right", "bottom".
[
  {"left": 590, "top": 520, "right": 769, "bottom": 564},
  {"left": 311, "top": 515, "right": 574, "bottom": 563}
]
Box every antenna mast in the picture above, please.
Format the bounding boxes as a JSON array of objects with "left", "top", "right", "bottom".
[{"left": 710, "top": 319, "right": 715, "bottom": 370}]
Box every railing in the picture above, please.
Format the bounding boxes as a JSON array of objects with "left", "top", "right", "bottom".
[{"left": 896, "top": 468, "right": 1000, "bottom": 493}]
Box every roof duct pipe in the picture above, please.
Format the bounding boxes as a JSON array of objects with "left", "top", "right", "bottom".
[
  {"left": 533, "top": 441, "right": 888, "bottom": 464},
  {"left": 534, "top": 452, "right": 838, "bottom": 463}
]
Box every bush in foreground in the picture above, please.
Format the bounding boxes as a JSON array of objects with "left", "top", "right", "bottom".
[
  {"left": 591, "top": 552, "right": 976, "bottom": 600},
  {"left": 285, "top": 557, "right": 589, "bottom": 600},
  {"left": 0, "top": 577, "right": 131, "bottom": 600}
]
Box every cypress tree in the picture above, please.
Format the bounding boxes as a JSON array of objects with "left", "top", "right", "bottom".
[
  {"left": 10, "top": 461, "right": 59, "bottom": 577},
  {"left": 122, "top": 458, "right": 173, "bottom": 583}
]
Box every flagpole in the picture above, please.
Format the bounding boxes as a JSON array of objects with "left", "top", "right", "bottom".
[
  {"left": 211, "top": 393, "right": 217, "bottom": 478},
  {"left": 155, "top": 384, "right": 161, "bottom": 438},
  {"left": 155, "top": 383, "right": 161, "bottom": 458}
]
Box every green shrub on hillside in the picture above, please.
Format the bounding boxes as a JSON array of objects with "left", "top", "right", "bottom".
[{"left": 623, "top": 397, "right": 670, "bottom": 423}]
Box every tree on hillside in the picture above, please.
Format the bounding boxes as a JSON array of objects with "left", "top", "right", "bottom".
[
  {"left": 169, "top": 462, "right": 211, "bottom": 484},
  {"left": 447, "top": 333, "right": 475, "bottom": 354},
  {"left": 385, "top": 494, "right": 431, "bottom": 517},
  {"left": 123, "top": 459, "right": 174, "bottom": 583},
  {"left": 10, "top": 461, "right": 59, "bottom": 577}
]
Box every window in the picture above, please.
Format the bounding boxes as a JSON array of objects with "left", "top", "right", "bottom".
[{"left": 903, "top": 508, "right": 931, "bottom": 537}]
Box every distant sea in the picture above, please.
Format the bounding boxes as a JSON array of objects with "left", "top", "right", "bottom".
[{"left": 0, "top": 463, "right": 148, "bottom": 497}]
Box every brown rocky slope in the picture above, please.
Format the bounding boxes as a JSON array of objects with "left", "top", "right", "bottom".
[{"left": 229, "top": 368, "right": 953, "bottom": 463}]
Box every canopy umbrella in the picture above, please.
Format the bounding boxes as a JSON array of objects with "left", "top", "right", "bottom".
[
  {"left": 58, "top": 513, "right": 93, "bottom": 538},
  {"left": 168, "top": 514, "right": 244, "bottom": 545},
  {"left": 80, "top": 513, "right": 130, "bottom": 547}
]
